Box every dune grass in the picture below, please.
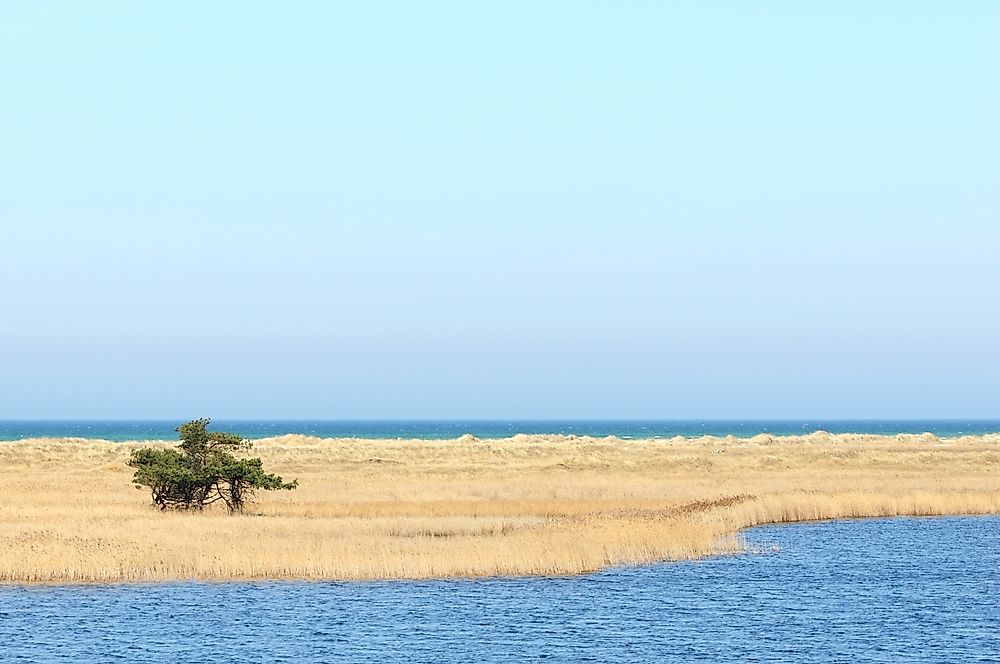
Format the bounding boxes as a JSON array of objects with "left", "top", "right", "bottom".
[{"left": 1, "top": 432, "right": 999, "bottom": 583}]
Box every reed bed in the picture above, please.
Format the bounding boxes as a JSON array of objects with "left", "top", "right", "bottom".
[{"left": 1, "top": 432, "right": 999, "bottom": 583}]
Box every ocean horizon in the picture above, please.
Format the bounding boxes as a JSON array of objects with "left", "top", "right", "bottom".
[{"left": 2, "top": 419, "right": 998, "bottom": 442}]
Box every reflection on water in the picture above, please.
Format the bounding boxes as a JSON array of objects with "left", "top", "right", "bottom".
[{"left": 2, "top": 516, "right": 998, "bottom": 663}]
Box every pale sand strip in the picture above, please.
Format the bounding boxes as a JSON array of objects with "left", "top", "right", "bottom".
[{"left": 1, "top": 432, "right": 999, "bottom": 583}]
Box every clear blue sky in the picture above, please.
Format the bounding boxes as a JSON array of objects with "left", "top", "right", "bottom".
[{"left": 1, "top": 2, "right": 997, "bottom": 419}]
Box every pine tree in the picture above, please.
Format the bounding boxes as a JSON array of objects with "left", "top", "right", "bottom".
[{"left": 128, "top": 418, "right": 297, "bottom": 513}]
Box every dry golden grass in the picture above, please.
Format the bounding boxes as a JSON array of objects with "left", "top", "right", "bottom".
[{"left": 2, "top": 432, "right": 999, "bottom": 583}]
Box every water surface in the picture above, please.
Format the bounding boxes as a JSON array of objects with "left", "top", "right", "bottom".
[
  {"left": 2, "top": 419, "right": 998, "bottom": 441},
  {"left": 2, "top": 516, "right": 998, "bottom": 662}
]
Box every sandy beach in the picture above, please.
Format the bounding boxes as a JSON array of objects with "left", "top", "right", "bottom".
[{"left": 2, "top": 432, "right": 999, "bottom": 584}]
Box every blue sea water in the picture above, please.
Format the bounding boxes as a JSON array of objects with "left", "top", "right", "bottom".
[
  {"left": 1, "top": 419, "right": 998, "bottom": 441},
  {"left": 1, "top": 516, "right": 997, "bottom": 663}
]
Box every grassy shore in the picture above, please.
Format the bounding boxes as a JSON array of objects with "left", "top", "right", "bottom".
[{"left": 2, "top": 432, "right": 999, "bottom": 584}]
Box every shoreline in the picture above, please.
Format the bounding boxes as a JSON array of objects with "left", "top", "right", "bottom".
[
  {"left": 4, "top": 513, "right": 998, "bottom": 589},
  {"left": 3, "top": 421, "right": 999, "bottom": 444},
  {"left": 2, "top": 433, "right": 999, "bottom": 584}
]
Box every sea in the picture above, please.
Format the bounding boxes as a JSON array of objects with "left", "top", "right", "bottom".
[
  {"left": 2, "top": 516, "right": 997, "bottom": 663},
  {"left": 1, "top": 419, "right": 998, "bottom": 441}
]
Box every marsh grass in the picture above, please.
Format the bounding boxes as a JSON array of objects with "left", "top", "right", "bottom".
[{"left": 1, "top": 432, "right": 999, "bottom": 583}]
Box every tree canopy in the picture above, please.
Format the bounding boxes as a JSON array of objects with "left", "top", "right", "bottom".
[{"left": 128, "top": 418, "right": 297, "bottom": 513}]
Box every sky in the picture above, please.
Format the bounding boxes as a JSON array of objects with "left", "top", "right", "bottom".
[{"left": 1, "top": 2, "right": 998, "bottom": 419}]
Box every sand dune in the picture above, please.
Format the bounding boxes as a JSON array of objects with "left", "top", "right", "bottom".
[{"left": 2, "top": 432, "right": 999, "bottom": 583}]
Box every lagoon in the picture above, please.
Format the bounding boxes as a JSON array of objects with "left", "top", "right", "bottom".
[{"left": 3, "top": 516, "right": 997, "bottom": 663}]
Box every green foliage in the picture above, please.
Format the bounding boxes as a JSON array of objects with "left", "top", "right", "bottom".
[{"left": 128, "top": 418, "right": 297, "bottom": 513}]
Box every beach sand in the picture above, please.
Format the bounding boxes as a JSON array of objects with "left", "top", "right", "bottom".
[{"left": 2, "top": 432, "right": 999, "bottom": 583}]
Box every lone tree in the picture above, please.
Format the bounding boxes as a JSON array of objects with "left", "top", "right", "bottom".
[{"left": 128, "top": 418, "right": 297, "bottom": 513}]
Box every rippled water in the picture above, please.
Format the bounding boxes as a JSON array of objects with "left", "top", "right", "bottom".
[{"left": 3, "top": 517, "right": 998, "bottom": 663}]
